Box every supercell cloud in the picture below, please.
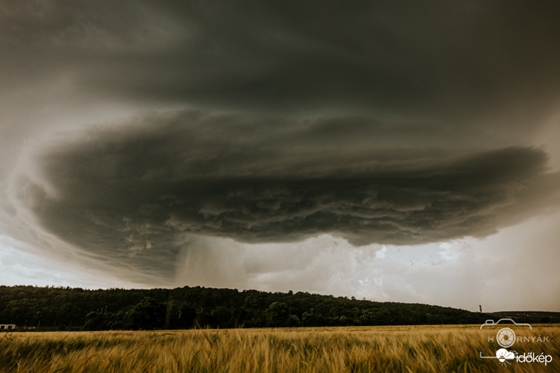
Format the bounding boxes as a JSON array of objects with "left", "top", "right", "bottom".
[
  {"left": 1, "top": 0, "right": 560, "bottom": 303},
  {"left": 13, "top": 111, "right": 559, "bottom": 278}
]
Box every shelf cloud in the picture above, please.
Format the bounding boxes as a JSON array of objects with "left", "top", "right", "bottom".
[
  {"left": 10, "top": 111, "right": 559, "bottom": 277},
  {"left": 1, "top": 1, "right": 560, "bottom": 307}
]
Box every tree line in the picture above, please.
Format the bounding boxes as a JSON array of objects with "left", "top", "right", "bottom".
[{"left": 0, "top": 285, "right": 504, "bottom": 330}]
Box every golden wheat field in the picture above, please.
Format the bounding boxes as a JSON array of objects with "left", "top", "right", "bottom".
[{"left": 0, "top": 325, "right": 558, "bottom": 373}]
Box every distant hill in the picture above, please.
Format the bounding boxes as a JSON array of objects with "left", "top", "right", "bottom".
[
  {"left": 0, "top": 285, "right": 556, "bottom": 330},
  {"left": 488, "top": 311, "right": 560, "bottom": 324}
]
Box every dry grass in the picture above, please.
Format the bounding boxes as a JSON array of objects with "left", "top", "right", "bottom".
[{"left": 0, "top": 325, "right": 558, "bottom": 372}]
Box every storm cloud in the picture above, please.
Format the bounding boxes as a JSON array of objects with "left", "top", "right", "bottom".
[
  {"left": 1, "top": 1, "right": 560, "bottom": 304},
  {"left": 9, "top": 111, "right": 558, "bottom": 278},
  {"left": 3, "top": 1, "right": 560, "bottom": 121}
]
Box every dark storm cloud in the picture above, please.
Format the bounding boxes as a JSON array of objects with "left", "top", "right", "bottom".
[
  {"left": 2, "top": 0, "right": 560, "bottom": 286},
  {"left": 2, "top": 0, "right": 560, "bottom": 124},
  {"left": 13, "top": 112, "right": 559, "bottom": 277}
]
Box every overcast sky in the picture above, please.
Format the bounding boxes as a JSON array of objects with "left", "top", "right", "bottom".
[{"left": 1, "top": 0, "right": 560, "bottom": 312}]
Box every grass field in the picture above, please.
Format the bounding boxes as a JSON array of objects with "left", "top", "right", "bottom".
[{"left": 0, "top": 325, "right": 558, "bottom": 372}]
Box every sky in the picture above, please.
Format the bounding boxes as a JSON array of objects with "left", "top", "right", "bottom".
[{"left": 1, "top": 0, "right": 560, "bottom": 312}]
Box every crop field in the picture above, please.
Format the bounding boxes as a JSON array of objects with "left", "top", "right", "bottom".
[{"left": 0, "top": 325, "right": 558, "bottom": 373}]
